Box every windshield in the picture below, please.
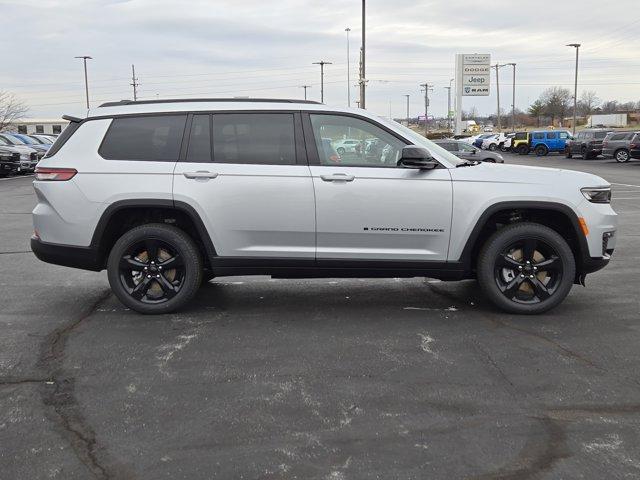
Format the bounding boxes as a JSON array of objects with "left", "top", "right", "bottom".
[
  {"left": 0, "top": 134, "right": 24, "bottom": 145},
  {"left": 376, "top": 117, "right": 466, "bottom": 167},
  {"left": 15, "top": 135, "right": 37, "bottom": 144}
]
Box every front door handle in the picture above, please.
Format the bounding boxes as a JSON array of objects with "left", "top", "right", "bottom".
[
  {"left": 183, "top": 171, "right": 219, "bottom": 179},
  {"left": 320, "top": 173, "right": 355, "bottom": 182}
]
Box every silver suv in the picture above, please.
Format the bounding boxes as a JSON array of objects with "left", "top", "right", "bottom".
[{"left": 32, "top": 98, "right": 617, "bottom": 315}]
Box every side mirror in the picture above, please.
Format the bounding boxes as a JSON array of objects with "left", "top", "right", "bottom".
[{"left": 398, "top": 145, "right": 438, "bottom": 170}]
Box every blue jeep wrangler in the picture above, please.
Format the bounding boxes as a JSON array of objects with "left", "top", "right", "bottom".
[{"left": 528, "top": 130, "right": 572, "bottom": 156}]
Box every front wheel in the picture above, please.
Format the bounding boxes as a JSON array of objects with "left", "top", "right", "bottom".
[
  {"left": 488, "top": 144, "right": 497, "bottom": 151},
  {"left": 477, "top": 223, "right": 576, "bottom": 314},
  {"left": 516, "top": 144, "right": 529, "bottom": 155},
  {"left": 336, "top": 147, "right": 345, "bottom": 155},
  {"left": 564, "top": 147, "right": 572, "bottom": 158},
  {"left": 107, "top": 224, "right": 203, "bottom": 314}
]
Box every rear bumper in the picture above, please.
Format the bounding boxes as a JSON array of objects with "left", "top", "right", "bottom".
[{"left": 31, "top": 236, "right": 103, "bottom": 271}]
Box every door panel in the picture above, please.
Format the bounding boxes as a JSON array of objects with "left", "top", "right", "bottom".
[
  {"left": 310, "top": 166, "right": 453, "bottom": 260},
  {"left": 306, "top": 113, "right": 453, "bottom": 262},
  {"left": 173, "top": 113, "right": 316, "bottom": 259}
]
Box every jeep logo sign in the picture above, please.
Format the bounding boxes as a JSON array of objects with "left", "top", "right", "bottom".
[{"left": 456, "top": 53, "right": 491, "bottom": 97}]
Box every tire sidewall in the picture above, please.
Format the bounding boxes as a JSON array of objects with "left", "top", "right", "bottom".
[
  {"left": 477, "top": 223, "right": 576, "bottom": 314},
  {"left": 107, "top": 224, "right": 203, "bottom": 314}
]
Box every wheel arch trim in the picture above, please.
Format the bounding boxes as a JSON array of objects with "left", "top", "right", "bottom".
[{"left": 457, "top": 200, "right": 590, "bottom": 273}]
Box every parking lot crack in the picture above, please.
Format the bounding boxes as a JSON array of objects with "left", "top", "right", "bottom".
[
  {"left": 0, "top": 376, "right": 50, "bottom": 387},
  {"left": 37, "top": 289, "right": 116, "bottom": 480}
]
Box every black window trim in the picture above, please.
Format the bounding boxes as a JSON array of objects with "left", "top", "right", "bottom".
[{"left": 301, "top": 110, "right": 444, "bottom": 169}]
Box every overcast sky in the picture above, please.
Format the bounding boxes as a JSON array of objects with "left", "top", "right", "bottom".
[{"left": 3, "top": 0, "right": 639, "bottom": 120}]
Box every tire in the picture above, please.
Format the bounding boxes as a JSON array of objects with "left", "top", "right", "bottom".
[
  {"left": 564, "top": 147, "right": 572, "bottom": 158},
  {"left": 107, "top": 223, "right": 203, "bottom": 314},
  {"left": 488, "top": 144, "right": 497, "bottom": 151},
  {"left": 516, "top": 144, "right": 529, "bottom": 155},
  {"left": 534, "top": 145, "right": 548, "bottom": 156},
  {"left": 581, "top": 147, "right": 588, "bottom": 160},
  {"left": 477, "top": 222, "right": 576, "bottom": 314},
  {"left": 615, "top": 149, "right": 630, "bottom": 163},
  {"left": 336, "top": 147, "right": 345, "bottom": 155},
  {"left": 483, "top": 158, "right": 496, "bottom": 163}
]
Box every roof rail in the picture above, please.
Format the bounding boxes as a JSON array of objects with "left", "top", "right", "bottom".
[{"left": 98, "top": 98, "right": 322, "bottom": 108}]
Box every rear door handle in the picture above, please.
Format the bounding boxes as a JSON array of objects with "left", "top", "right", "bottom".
[
  {"left": 320, "top": 173, "right": 355, "bottom": 182},
  {"left": 183, "top": 171, "right": 219, "bottom": 179}
]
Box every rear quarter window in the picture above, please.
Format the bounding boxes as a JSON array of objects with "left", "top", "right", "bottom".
[
  {"left": 44, "top": 121, "right": 81, "bottom": 158},
  {"left": 594, "top": 131, "right": 608, "bottom": 139},
  {"left": 99, "top": 115, "right": 187, "bottom": 161},
  {"left": 533, "top": 133, "right": 544, "bottom": 140}
]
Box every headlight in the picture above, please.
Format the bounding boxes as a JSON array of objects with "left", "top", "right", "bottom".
[{"left": 581, "top": 187, "right": 611, "bottom": 204}]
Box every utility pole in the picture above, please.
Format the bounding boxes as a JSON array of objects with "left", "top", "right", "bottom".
[
  {"left": 300, "top": 85, "right": 311, "bottom": 100},
  {"left": 312, "top": 61, "right": 332, "bottom": 103},
  {"left": 404, "top": 94, "right": 410, "bottom": 126},
  {"left": 359, "top": 0, "right": 366, "bottom": 109},
  {"left": 345, "top": 27, "right": 351, "bottom": 107},
  {"left": 494, "top": 63, "right": 502, "bottom": 131},
  {"left": 74, "top": 55, "right": 92, "bottom": 109},
  {"left": 130, "top": 64, "right": 139, "bottom": 101},
  {"left": 420, "top": 83, "right": 433, "bottom": 136},
  {"left": 567, "top": 43, "right": 581, "bottom": 135}
]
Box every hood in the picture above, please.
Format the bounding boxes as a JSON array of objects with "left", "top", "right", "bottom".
[{"left": 450, "top": 162, "right": 609, "bottom": 188}]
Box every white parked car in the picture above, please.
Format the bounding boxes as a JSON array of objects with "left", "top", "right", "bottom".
[
  {"left": 482, "top": 133, "right": 510, "bottom": 151},
  {"left": 31, "top": 98, "right": 617, "bottom": 315},
  {"left": 332, "top": 138, "right": 362, "bottom": 155}
]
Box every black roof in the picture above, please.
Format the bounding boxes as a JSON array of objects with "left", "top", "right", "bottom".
[{"left": 98, "top": 98, "right": 321, "bottom": 108}]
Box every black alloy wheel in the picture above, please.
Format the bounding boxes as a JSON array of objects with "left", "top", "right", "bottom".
[
  {"left": 493, "top": 238, "right": 562, "bottom": 305},
  {"left": 477, "top": 223, "right": 575, "bottom": 314},
  {"left": 107, "top": 224, "right": 202, "bottom": 314}
]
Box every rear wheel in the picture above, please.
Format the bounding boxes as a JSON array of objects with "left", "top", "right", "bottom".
[
  {"left": 615, "top": 149, "right": 630, "bottom": 163},
  {"left": 534, "top": 145, "right": 548, "bottom": 156},
  {"left": 488, "top": 143, "right": 497, "bottom": 151},
  {"left": 516, "top": 144, "right": 529, "bottom": 155},
  {"left": 336, "top": 147, "right": 345, "bottom": 155},
  {"left": 107, "top": 224, "right": 203, "bottom": 314},
  {"left": 477, "top": 223, "right": 576, "bottom": 314}
]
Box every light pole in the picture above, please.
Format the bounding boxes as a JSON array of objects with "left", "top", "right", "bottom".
[
  {"left": 494, "top": 63, "right": 502, "bottom": 131},
  {"left": 444, "top": 84, "right": 452, "bottom": 133},
  {"left": 420, "top": 83, "right": 433, "bottom": 136},
  {"left": 506, "top": 63, "right": 516, "bottom": 131},
  {"left": 404, "top": 94, "right": 410, "bottom": 126},
  {"left": 74, "top": 55, "right": 92, "bottom": 109},
  {"left": 359, "top": 0, "right": 366, "bottom": 108},
  {"left": 567, "top": 43, "right": 581, "bottom": 135},
  {"left": 300, "top": 85, "right": 311, "bottom": 100},
  {"left": 345, "top": 27, "right": 351, "bottom": 107},
  {"left": 312, "top": 61, "right": 332, "bottom": 103}
]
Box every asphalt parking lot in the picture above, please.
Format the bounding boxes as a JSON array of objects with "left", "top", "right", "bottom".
[{"left": 1, "top": 154, "right": 640, "bottom": 479}]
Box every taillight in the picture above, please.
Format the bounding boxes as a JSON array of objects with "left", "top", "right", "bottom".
[{"left": 34, "top": 167, "right": 77, "bottom": 181}]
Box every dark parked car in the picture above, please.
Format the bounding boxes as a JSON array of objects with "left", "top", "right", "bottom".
[
  {"left": 0, "top": 147, "right": 20, "bottom": 177},
  {"left": 565, "top": 129, "right": 610, "bottom": 159},
  {"left": 435, "top": 139, "right": 504, "bottom": 163},
  {"left": 602, "top": 131, "right": 639, "bottom": 163},
  {"left": 472, "top": 134, "right": 494, "bottom": 148}
]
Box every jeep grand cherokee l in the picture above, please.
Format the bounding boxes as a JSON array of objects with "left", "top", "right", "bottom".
[{"left": 31, "top": 99, "right": 617, "bottom": 315}]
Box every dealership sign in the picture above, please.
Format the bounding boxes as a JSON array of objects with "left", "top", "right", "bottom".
[{"left": 456, "top": 53, "right": 491, "bottom": 97}]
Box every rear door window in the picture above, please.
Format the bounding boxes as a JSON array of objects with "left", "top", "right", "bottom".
[
  {"left": 212, "top": 113, "right": 296, "bottom": 165},
  {"left": 594, "top": 131, "right": 608, "bottom": 139},
  {"left": 533, "top": 133, "right": 544, "bottom": 140},
  {"left": 546, "top": 132, "right": 557, "bottom": 139},
  {"left": 100, "top": 115, "right": 187, "bottom": 161}
]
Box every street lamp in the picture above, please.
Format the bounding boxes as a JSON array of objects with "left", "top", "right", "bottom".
[
  {"left": 345, "top": 27, "right": 351, "bottom": 107},
  {"left": 312, "top": 61, "right": 332, "bottom": 103},
  {"left": 74, "top": 55, "right": 92, "bottom": 110},
  {"left": 567, "top": 43, "right": 581, "bottom": 135},
  {"left": 505, "top": 63, "right": 516, "bottom": 132}
]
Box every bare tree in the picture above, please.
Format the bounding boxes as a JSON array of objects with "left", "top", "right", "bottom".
[
  {"left": 578, "top": 90, "right": 600, "bottom": 117},
  {"left": 0, "top": 92, "right": 28, "bottom": 132},
  {"left": 539, "top": 87, "right": 572, "bottom": 126}
]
